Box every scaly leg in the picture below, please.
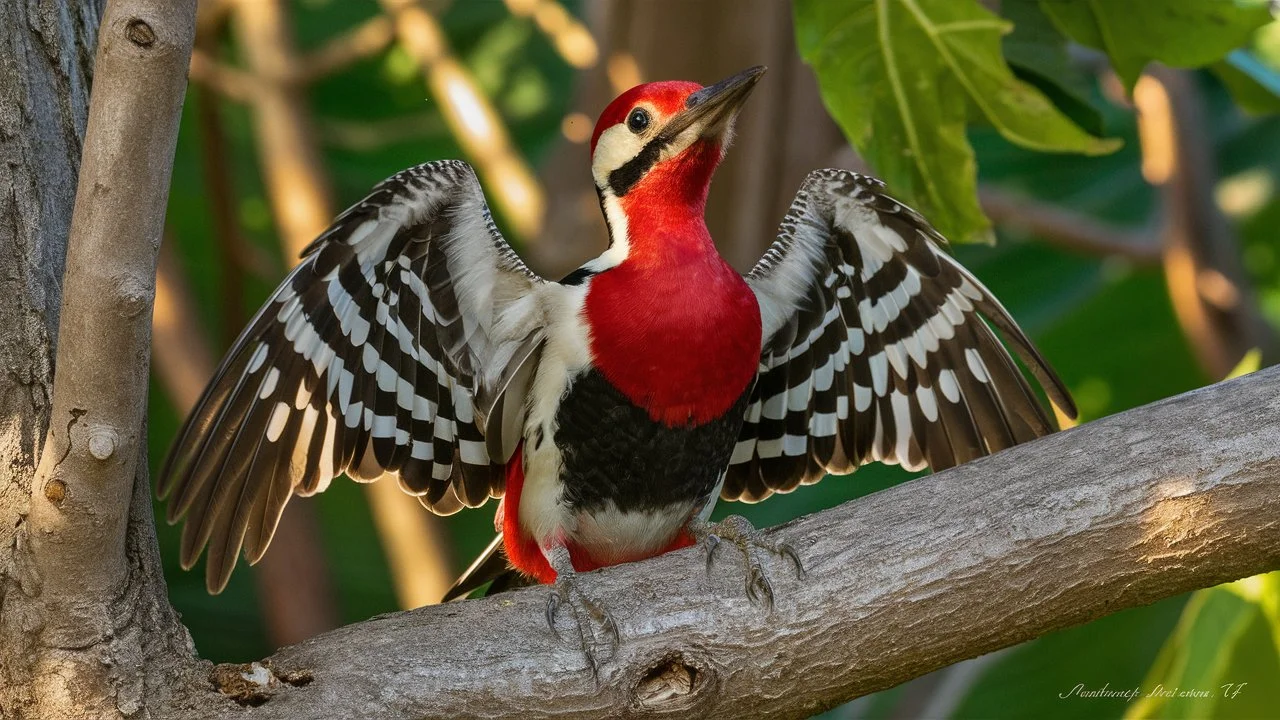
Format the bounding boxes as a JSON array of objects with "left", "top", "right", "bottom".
[
  {"left": 688, "top": 515, "right": 804, "bottom": 611},
  {"left": 542, "top": 544, "right": 619, "bottom": 676}
]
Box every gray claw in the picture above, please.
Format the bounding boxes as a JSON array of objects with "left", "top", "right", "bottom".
[
  {"left": 702, "top": 534, "right": 721, "bottom": 574},
  {"left": 690, "top": 515, "right": 802, "bottom": 609},
  {"left": 545, "top": 592, "right": 563, "bottom": 639},
  {"left": 544, "top": 571, "right": 619, "bottom": 677},
  {"left": 779, "top": 542, "right": 805, "bottom": 578},
  {"left": 745, "top": 564, "right": 775, "bottom": 611}
]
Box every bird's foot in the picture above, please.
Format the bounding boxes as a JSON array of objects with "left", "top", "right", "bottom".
[
  {"left": 689, "top": 515, "right": 804, "bottom": 611},
  {"left": 543, "top": 547, "right": 618, "bottom": 677}
]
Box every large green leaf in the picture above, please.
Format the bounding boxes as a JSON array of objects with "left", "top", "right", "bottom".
[
  {"left": 794, "top": 0, "right": 1118, "bottom": 244},
  {"left": 1003, "top": 0, "right": 1108, "bottom": 136},
  {"left": 1125, "top": 573, "right": 1280, "bottom": 719},
  {"left": 1040, "top": 0, "right": 1273, "bottom": 89}
]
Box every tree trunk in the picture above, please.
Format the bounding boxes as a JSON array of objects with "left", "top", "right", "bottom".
[
  {"left": 0, "top": 0, "right": 102, "bottom": 710},
  {"left": 0, "top": 1, "right": 203, "bottom": 717}
]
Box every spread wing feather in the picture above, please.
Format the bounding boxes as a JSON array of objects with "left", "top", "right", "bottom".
[
  {"left": 159, "top": 160, "right": 545, "bottom": 592},
  {"left": 727, "top": 169, "right": 1075, "bottom": 502}
]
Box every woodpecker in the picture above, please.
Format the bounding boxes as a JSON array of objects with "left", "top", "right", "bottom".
[{"left": 160, "top": 67, "right": 1074, "bottom": 623}]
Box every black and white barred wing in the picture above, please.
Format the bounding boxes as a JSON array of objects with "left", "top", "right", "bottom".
[
  {"left": 725, "top": 169, "right": 1075, "bottom": 502},
  {"left": 159, "top": 160, "right": 545, "bottom": 592}
]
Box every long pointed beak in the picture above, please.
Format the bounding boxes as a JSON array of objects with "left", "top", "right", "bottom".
[{"left": 662, "top": 65, "right": 766, "bottom": 142}]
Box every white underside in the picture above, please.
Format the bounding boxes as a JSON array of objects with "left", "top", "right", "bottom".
[
  {"left": 518, "top": 282, "right": 590, "bottom": 547},
  {"left": 571, "top": 500, "right": 698, "bottom": 564}
]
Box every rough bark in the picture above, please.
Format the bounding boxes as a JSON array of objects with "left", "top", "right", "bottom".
[
  {"left": 0, "top": 1, "right": 201, "bottom": 717},
  {"left": 159, "top": 367, "right": 1280, "bottom": 719},
  {"left": 0, "top": 0, "right": 100, "bottom": 643}
]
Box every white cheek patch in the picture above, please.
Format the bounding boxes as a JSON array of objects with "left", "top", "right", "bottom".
[{"left": 591, "top": 124, "right": 648, "bottom": 187}]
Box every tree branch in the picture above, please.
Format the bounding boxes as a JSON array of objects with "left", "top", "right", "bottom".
[
  {"left": 296, "top": 14, "right": 396, "bottom": 83},
  {"left": 1134, "top": 66, "right": 1278, "bottom": 378},
  {"left": 978, "top": 186, "right": 1163, "bottom": 266},
  {"left": 28, "top": 0, "right": 192, "bottom": 646},
  {"left": 173, "top": 367, "right": 1280, "bottom": 718}
]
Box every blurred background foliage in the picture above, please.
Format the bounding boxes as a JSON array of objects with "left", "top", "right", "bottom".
[{"left": 152, "top": 0, "right": 1280, "bottom": 717}]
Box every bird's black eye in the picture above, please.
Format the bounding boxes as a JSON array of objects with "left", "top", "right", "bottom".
[{"left": 626, "top": 108, "right": 650, "bottom": 134}]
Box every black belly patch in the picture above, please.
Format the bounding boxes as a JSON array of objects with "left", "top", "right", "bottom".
[{"left": 554, "top": 369, "right": 752, "bottom": 514}]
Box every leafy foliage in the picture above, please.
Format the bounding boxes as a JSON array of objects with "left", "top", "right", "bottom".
[
  {"left": 1003, "top": 0, "right": 1108, "bottom": 136},
  {"left": 1041, "top": 0, "right": 1272, "bottom": 89},
  {"left": 1216, "top": 16, "right": 1280, "bottom": 117},
  {"left": 793, "top": 0, "right": 1275, "bottom": 245},
  {"left": 1126, "top": 574, "right": 1280, "bottom": 719},
  {"left": 794, "top": 0, "right": 1119, "bottom": 244},
  {"left": 799, "top": 3, "right": 1280, "bottom": 715}
]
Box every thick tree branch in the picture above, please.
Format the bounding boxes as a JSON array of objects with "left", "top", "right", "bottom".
[
  {"left": 172, "top": 367, "right": 1280, "bottom": 718},
  {"left": 28, "top": 0, "right": 193, "bottom": 598}
]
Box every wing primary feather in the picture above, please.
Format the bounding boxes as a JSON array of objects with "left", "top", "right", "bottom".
[{"left": 442, "top": 533, "right": 512, "bottom": 602}]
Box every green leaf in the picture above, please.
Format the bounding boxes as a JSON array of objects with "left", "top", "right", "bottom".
[
  {"left": 1126, "top": 573, "right": 1280, "bottom": 719},
  {"left": 794, "top": 0, "right": 1119, "bottom": 244},
  {"left": 1216, "top": 47, "right": 1280, "bottom": 116},
  {"left": 1226, "top": 347, "right": 1264, "bottom": 378},
  {"left": 1003, "top": 0, "right": 1108, "bottom": 136},
  {"left": 1040, "top": 0, "right": 1274, "bottom": 89}
]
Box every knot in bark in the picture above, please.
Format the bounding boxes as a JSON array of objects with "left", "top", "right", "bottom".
[
  {"left": 88, "top": 427, "right": 117, "bottom": 460},
  {"left": 44, "top": 479, "right": 67, "bottom": 506},
  {"left": 114, "top": 275, "right": 152, "bottom": 317},
  {"left": 125, "top": 19, "right": 155, "bottom": 47},
  {"left": 630, "top": 650, "right": 717, "bottom": 715}
]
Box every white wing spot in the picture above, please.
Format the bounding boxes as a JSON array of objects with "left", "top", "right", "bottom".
[
  {"left": 938, "top": 369, "right": 961, "bottom": 403},
  {"left": 916, "top": 384, "right": 938, "bottom": 422},
  {"left": 246, "top": 343, "right": 269, "bottom": 374},
  {"left": 965, "top": 348, "right": 990, "bottom": 383},
  {"left": 266, "top": 402, "right": 290, "bottom": 442},
  {"left": 258, "top": 367, "right": 280, "bottom": 400}
]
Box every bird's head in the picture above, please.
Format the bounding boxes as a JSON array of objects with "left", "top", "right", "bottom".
[{"left": 590, "top": 66, "right": 765, "bottom": 214}]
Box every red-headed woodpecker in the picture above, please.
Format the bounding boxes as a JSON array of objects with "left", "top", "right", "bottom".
[{"left": 160, "top": 66, "right": 1074, "bottom": 633}]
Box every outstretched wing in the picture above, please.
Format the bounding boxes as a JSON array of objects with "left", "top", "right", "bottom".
[
  {"left": 726, "top": 169, "right": 1075, "bottom": 502},
  {"left": 159, "top": 160, "right": 546, "bottom": 592}
]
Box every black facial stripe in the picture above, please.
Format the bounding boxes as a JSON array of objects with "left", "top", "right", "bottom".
[
  {"left": 607, "top": 136, "right": 668, "bottom": 197},
  {"left": 559, "top": 266, "right": 596, "bottom": 286}
]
